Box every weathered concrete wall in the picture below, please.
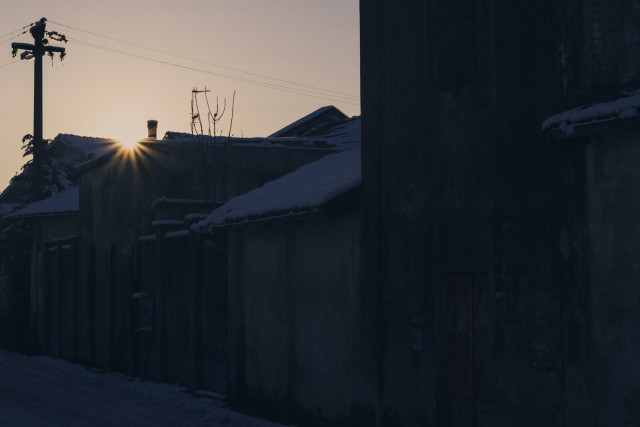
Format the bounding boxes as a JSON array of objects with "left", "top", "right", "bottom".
[
  {"left": 361, "top": 0, "right": 640, "bottom": 425},
  {"left": 240, "top": 227, "right": 289, "bottom": 415},
  {"left": 586, "top": 129, "right": 640, "bottom": 426},
  {"left": 291, "top": 214, "right": 363, "bottom": 421},
  {"left": 228, "top": 212, "right": 364, "bottom": 424}
]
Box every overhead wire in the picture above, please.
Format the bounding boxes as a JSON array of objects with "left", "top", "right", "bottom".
[
  {"left": 0, "top": 29, "right": 30, "bottom": 46},
  {"left": 68, "top": 37, "right": 360, "bottom": 105},
  {"left": 0, "top": 60, "right": 19, "bottom": 69},
  {"left": 48, "top": 19, "right": 359, "bottom": 101},
  {"left": 0, "top": 23, "right": 32, "bottom": 41}
]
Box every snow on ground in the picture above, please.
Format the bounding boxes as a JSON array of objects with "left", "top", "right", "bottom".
[{"left": 0, "top": 349, "right": 285, "bottom": 427}]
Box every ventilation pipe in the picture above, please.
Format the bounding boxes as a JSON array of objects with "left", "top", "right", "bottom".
[{"left": 147, "top": 119, "right": 158, "bottom": 139}]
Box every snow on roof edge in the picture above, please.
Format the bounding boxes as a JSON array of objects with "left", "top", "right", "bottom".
[
  {"left": 541, "top": 89, "right": 640, "bottom": 137},
  {"left": 194, "top": 148, "right": 361, "bottom": 233},
  {"left": 6, "top": 187, "right": 79, "bottom": 219},
  {"left": 269, "top": 106, "right": 344, "bottom": 138}
]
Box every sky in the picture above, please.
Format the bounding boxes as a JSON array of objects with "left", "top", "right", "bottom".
[{"left": 0, "top": 0, "right": 360, "bottom": 190}]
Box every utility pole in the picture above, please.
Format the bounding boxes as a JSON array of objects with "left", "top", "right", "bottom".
[{"left": 11, "top": 18, "right": 66, "bottom": 200}]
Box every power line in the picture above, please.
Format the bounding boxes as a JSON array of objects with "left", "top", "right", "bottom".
[
  {"left": 0, "top": 60, "right": 19, "bottom": 69},
  {"left": 69, "top": 38, "right": 360, "bottom": 106},
  {"left": 48, "top": 19, "right": 359, "bottom": 101},
  {"left": 72, "top": 38, "right": 359, "bottom": 105},
  {"left": 0, "top": 29, "right": 29, "bottom": 46},
  {"left": 71, "top": 37, "right": 358, "bottom": 102},
  {"left": 0, "top": 23, "right": 32, "bottom": 41}
]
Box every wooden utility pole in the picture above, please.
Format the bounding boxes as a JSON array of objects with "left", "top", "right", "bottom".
[{"left": 11, "top": 18, "right": 66, "bottom": 199}]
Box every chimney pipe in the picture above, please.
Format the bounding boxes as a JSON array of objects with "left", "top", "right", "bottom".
[{"left": 147, "top": 119, "right": 158, "bottom": 139}]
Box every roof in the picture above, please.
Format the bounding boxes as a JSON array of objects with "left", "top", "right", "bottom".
[
  {"left": 195, "top": 147, "right": 361, "bottom": 231},
  {"left": 314, "top": 116, "right": 360, "bottom": 148},
  {"left": 0, "top": 134, "right": 118, "bottom": 204},
  {"left": 75, "top": 107, "right": 359, "bottom": 172},
  {"left": 269, "top": 106, "right": 349, "bottom": 138},
  {"left": 0, "top": 204, "right": 18, "bottom": 217},
  {"left": 54, "top": 134, "right": 119, "bottom": 159},
  {"left": 542, "top": 89, "right": 640, "bottom": 138},
  {"left": 6, "top": 187, "right": 79, "bottom": 219}
]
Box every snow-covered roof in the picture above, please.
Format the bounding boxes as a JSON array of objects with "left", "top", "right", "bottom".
[
  {"left": 195, "top": 148, "right": 361, "bottom": 231},
  {"left": 73, "top": 107, "right": 359, "bottom": 173},
  {"left": 541, "top": 89, "right": 640, "bottom": 138},
  {"left": 6, "top": 187, "right": 79, "bottom": 219},
  {"left": 269, "top": 106, "right": 347, "bottom": 138},
  {"left": 160, "top": 119, "right": 359, "bottom": 153},
  {"left": 54, "top": 134, "right": 119, "bottom": 159},
  {"left": 316, "top": 116, "right": 360, "bottom": 148},
  {"left": 0, "top": 204, "right": 18, "bottom": 217}
]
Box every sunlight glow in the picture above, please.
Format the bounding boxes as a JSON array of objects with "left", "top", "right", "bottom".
[{"left": 119, "top": 139, "right": 140, "bottom": 149}]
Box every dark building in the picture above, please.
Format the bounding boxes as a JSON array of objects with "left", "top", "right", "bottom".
[
  {"left": 2, "top": 108, "right": 363, "bottom": 420},
  {"left": 360, "top": 1, "right": 640, "bottom": 426}
]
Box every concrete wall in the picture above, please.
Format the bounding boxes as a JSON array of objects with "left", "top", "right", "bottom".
[
  {"left": 228, "top": 212, "right": 365, "bottom": 425},
  {"left": 360, "top": 0, "right": 640, "bottom": 425},
  {"left": 586, "top": 129, "right": 640, "bottom": 426}
]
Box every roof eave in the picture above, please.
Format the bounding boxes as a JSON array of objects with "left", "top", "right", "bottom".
[
  {"left": 205, "top": 210, "right": 321, "bottom": 231},
  {"left": 5, "top": 210, "right": 79, "bottom": 220},
  {"left": 202, "top": 183, "right": 362, "bottom": 232},
  {"left": 543, "top": 115, "right": 640, "bottom": 140}
]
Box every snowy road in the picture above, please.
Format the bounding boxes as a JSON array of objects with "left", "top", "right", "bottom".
[{"left": 0, "top": 350, "right": 283, "bottom": 427}]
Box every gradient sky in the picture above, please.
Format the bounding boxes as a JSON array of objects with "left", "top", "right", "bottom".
[{"left": 0, "top": 0, "right": 360, "bottom": 190}]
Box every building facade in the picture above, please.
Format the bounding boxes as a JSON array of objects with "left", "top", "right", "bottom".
[{"left": 360, "top": 1, "right": 640, "bottom": 426}]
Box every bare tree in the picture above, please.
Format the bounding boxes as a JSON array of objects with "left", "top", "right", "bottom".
[{"left": 190, "top": 87, "right": 237, "bottom": 203}]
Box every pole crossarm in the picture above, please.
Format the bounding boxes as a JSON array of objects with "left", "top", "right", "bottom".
[
  {"left": 12, "top": 42, "right": 66, "bottom": 58},
  {"left": 44, "top": 46, "right": 65, "bottom": 54},
  {"left": 11, "top": 42, "right": 35, "bottom": 51},
  {"left": 10, "top": 18, "right": 66, "bottom": 60}
]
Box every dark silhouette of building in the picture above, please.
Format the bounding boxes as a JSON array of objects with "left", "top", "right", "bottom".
[
  {"left": 360, "top": 1, "right": 640, "bottom": 426},
  {"left": 2, "top": 109, "right": 363, "bottom": 424}
]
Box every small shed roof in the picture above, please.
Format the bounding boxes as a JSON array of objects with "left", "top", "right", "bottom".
[
  {"left": 195, "top": 147, "right": 361, "bottom": 231},
  {"left": 6, "top": 187, "right": 79, "bottom": 219}
]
